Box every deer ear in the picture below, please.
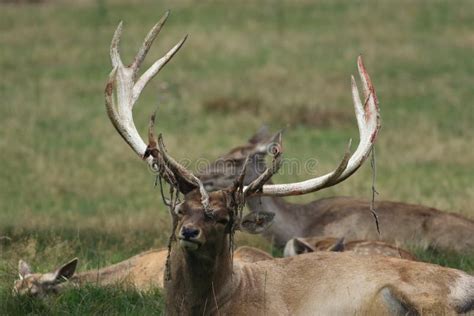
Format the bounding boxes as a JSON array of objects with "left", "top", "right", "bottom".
[
  {"left": 52, "top": 258, "right": 78, "bottom": 283},
  {"left": 240, "top": 211, "right": 275, "bottom": 234},
  {"left": 18, "top": 260, "right": 32, "bottom": 279},
  {"left": 293, "top": 238, "right": 316, "bottom": 254},
  {"left": 248, "top": 126, "right": 271, "bottom": 144},
  {"left": 249, "top": 127, "right": 284, "bottom": 155},
  {"left": 328, "top": 237, "right": 345, "bottom": 252},
  {"left": 284, "top": 238, "right": 313, "bottom": 257}
]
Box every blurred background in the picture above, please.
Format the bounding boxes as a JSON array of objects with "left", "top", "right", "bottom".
[{"left": 0, "top": 0, "right": 473, "bottom": 313}]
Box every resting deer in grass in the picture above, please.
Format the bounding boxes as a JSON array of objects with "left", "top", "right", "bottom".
[
  {"left": 199, "top": 127, "right": 474, "bottom": 254},
  {"left": 13, "top": 249, "right": 167, "bottom": 297},
  {"left": 13, "top": 246, "right": 271, "bottom": 297},
  {"left": 102, "top": 14, "right": 474, "bottom": 315},
  {"left": 284, "top": 237, "right": 417, "bottom": 260}
]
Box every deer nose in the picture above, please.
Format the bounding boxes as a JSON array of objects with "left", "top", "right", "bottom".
[{"left": 181, "top": 225, "right": 200, "bottom": 240}]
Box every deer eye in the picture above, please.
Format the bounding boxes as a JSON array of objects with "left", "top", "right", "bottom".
[
  {"left": 216, "top": 218, "right": 229, "bottom": 225},
  {"left": 203, "top": 210, "right": 215, "bottom": 221},
  {"left": 174, "top": 204, "right": 186, "bottom": 216}
]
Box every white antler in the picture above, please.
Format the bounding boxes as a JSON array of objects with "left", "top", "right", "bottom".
[
  {"left": 104, "top": 11, "right": 187, "bottom": 169},
  {"left": 105, "top": 14, "right": 213, "bottom": 205},
  {"left": 248, "top": 56, "right": 381, "bottom": 197}
]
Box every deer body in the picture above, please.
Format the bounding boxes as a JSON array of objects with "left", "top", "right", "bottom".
[
  {"left": 14, "top": 249, "right": 167, "bottom": 296},
  {"left": 247, "top": 195, "right": 474, "bottom": 252},
  {"left": 233, "top": 245, "right": 273, "bottom": 262}
]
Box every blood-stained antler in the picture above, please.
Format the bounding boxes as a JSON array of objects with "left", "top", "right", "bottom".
[{"left": 246, "top": 56, "right": 380, "bottom": 197}]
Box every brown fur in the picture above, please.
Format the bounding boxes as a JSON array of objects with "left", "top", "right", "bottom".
[
  {"left": 13, "top": 249, "right": 168, "bottom": 296},
  {"left": 74, "top": 249, "right": 168, "bottom": 290},
  {"left": 234, "top": 246, "right": 273, "bottom": 262},
  {"left": 164, "top": 189, "right": 474, "bottom": 315}
]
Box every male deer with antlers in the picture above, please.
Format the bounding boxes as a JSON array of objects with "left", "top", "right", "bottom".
[{"left": 102, "top": 13, "right": 473, "bottom": 315}]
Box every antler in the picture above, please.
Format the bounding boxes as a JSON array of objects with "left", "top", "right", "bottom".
[
  {"left": 104, "top": 13, "right": 211, "bottom": 205},
  {"left": 104, "top": 11, "right": 187, "bottom": 169},
  {"left": 248, "top": 56, "right": 380, "bottom": 197}
]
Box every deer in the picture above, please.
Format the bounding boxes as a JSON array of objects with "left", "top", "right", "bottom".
[
  {"left": 13, "top": 249, "right": 167, "bottom": 297},
  {"left": 13, "top": 246, "right": 271, "bottom": 297},
  {"left": 102, "top": 13, "right": 474, "bottom": 315},
  {"left": 198, "top": 127, "right": 474, "bottom": 254},
  {"left": 284, "top": 236, "right": 417, "bottom": 260}
]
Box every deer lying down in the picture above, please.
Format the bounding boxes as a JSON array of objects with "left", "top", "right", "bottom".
[
  {"left": 14, "top": 249, "right": 167, "bottom": 297},
  {"left": 284, "top": 237, "right": 417, "bottom": 260},
  {"left": 199, "top": 127, "right": 474, "bottom": 254},
  {"left": 103, "top": 16, "right": 474, "bottom": 315},
  {"left": 13, "top": 246, "right": 270, "bottom": 297}
]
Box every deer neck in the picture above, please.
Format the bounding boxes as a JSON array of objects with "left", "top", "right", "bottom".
[{"left": 165, "top": 241, "right": 237, "bottom": 315}]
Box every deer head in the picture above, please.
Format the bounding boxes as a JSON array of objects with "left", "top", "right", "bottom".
[
  {"left": 13, "top": 258, "right": 78, "bottom": 297},
  {"left": 172, "top": 189, "right": 275, "bottom": 255}
]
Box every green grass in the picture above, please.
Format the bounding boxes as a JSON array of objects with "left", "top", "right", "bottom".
[
  {"left": 0, "top": 0, "right": 473, "bottom": 314},
  {"left": 1, "top": 285, "right": 164, "bottom": 315}
]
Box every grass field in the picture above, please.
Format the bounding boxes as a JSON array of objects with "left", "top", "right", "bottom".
[{"left": 1, "top": 0, "right": 473, "bottom": 314}]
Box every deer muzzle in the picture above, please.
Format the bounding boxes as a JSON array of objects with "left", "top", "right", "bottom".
[{"left": 178, "top": 225, "right": 203, "bottom": 250}]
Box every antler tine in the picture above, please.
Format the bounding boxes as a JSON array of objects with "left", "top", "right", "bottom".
[
  {"left": 132, "top": 35, "right": 187, "bottom": 106},
  {"left": 250, "top": 56, "right": 380, "bottom": 197},
  {"left": 244, "top": 132, "right": 283, "bottom": 195},
  {"left": 357, "top": 56, "right": 379, "bottom": 108},
  {"left": 110, "top": 21, "right": 124, "bottom": 68},
  {"left": 131, "top": 10, "right": 170, "bottom": 79},
  {"left": 232, "top": 155, "right": 250, "bottom": 193},
  {"left": 158, "top": 135, "right": 210, "bottom": 210},
  {"left": 104, "top": 17, "right": 186, "bottom": 168},
  {"left": 348, "top": 56, "right": 380, "bottom": 168},
  {"left": 322, "top": 139, "right": 352, "bottom": 186}
]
